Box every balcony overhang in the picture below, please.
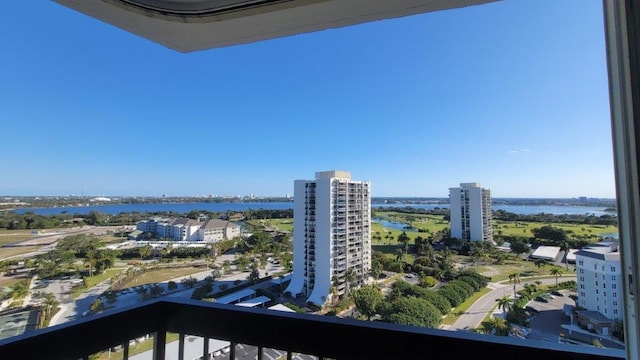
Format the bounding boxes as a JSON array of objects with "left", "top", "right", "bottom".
[{"left": 54, "top": 0, "right": 497, "bottom": 53}]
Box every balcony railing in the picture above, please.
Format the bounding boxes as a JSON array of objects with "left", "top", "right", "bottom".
[{"left": 0, "top": 297, "right": 625, "bottom": 360}]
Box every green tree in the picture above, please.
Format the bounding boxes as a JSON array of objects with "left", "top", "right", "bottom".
[
  {"left": 381, "top": 296, "right": 441, "bottom": 328},
  {"left": 371, "top": 261, "right": 383, "bottom": 280},
  {"left": 397, "top": 231, "right": 410, "bottom": 254},
  {"left": 534, "top": 259, "right": 547, "bottom": 274},
  {"left": 509, "top": 239, "right": 529, "bottom": 256},
  {"left": 351, "top": 285, "right": 383, "bottom": 320},
  {"left": 508, "top": 272, "right": 520, "bottom": 300},
  {"left": 550, "top": 266, "right": 564, "bottom": 287},
  {"left": 139, "top": 245, "right": 153, "bottom": 259},
  {"left": 481, "top": 316, "right": 509, "bottom": 336},
  {"left": 248, "top": 263, "right": 260, "bottom": 284},
  {"left": 495, "top": 295, "right": 512, "bottom": 313},
  {"left": 345, "top": 267, "right": 357, "bottom": 295},
  {"left": 84, "top": 250, "right": 97, "bottom": 277}
]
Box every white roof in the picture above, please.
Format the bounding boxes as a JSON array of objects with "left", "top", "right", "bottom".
[
  {"left": 530, "top": 246, "right": 560, "bottom": 260},
  {"left": 566, "top": 249, "right": 579, "bottom": 261},
  {"left": 267, "top": 304, "right": 296, "bottom": 313}
]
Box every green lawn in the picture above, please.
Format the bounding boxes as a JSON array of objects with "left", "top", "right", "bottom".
[
  {"left": 493, "top": 220, "right": 617, "bottom": 239},
  {"left": 71, "top": 268, "right": 128, "bottom": 298},
  {"left": 0, "top": 229, "right": 34, "bottom": 246},
  {"left": 0, "top": 245, "right": 40, "bottom": 261}
]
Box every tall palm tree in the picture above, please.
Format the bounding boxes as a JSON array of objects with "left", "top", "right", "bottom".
[
  {"left": 534, "top": 259, "right": 547, "bottom": 274},
  {"left": 345, "top": 267, "right": 356, "bottom": 295},
  {"left": 84, "top": 250, "right": 97, "bottom": 277},
  {"left": 482, "top": 316, "right": 509, "bottom": 336},
  {"left": 495, "top": 295, "right": 512, "bottom": 313},
  {"left": 395, "top": 248, "right": 404, "bottom": 262},
  {"left": 534, "top": 280, "right": 542, "bottom": 292},
  {"left": 560, "top": 241, "right": 570, "bottom": 270},
  {"left": 398, "top": 231, "right": 410, "bottom": 254},
  {"left": 42, "top": 293, "right": 59, "bottom": 326},
  {"left": 470, "top": 245, "right": 484, "bottom": 271},
  {"left": 508, "top": 272, "right": 520, "bottom": 300},
  {"left": 523, "top": 283, "right": 537, "bottom": 296},
  {"left": 550, "top": 266, "right": 564, "bottom": 287}
]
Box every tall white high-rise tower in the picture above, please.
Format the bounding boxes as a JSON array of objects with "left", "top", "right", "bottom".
[
  {"left": 449, "top": 182, "right": 493, "bottom": 242},
  {"left": 285, "top": 170, "right": 371, "bottom": 305}
]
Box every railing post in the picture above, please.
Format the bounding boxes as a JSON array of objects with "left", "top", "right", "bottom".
[
  {"left": 257, "top": 346, "right": 263, "bottom": 360},
  {"left": 178, "top": 333, "right": 185, "bottom": 360},
  {"left": 286, "top": 351, "right": 292, "bottom": 360},
  {"left": 203, "top": 336, "right": 209, "bottom": 360},
  {"left": 229, "top": 342, "right": 236, "bottom": 360},
  {"left": 153, "top": 330, "right": 166, "bottom": 360},
  {"left": 122, "top": 340, "right": 129, "bottom": 360}
]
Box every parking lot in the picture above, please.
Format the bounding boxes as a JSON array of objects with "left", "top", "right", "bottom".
[{"left": 526, "top": 290, "right": 578, "bottom": 343}]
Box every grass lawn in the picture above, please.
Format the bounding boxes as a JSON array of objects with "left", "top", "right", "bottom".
[
  {"left": 119, "top": 267, "right": 205, "bottom": 289},
  {"left": 0, "top": 229, "right": 35, "bottom": 246},
  {"left": 0, "top": 276, "right": 24, "bottom": 289},
  {"left": 493, "top": 220, "right": 617, "bottom": 239},
  {"left": 0, "top": 245, "right": 40, "bottom": 260},
  {"left": 71, "top": 268, "right": 128, "bottom": 298},
  {"left": 267, "top": 219, "right": 293, "bottom": 232}
]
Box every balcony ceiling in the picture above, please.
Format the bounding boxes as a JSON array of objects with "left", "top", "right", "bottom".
[{"left": 54, "top": 0, "right": 497, "bottom": 52}]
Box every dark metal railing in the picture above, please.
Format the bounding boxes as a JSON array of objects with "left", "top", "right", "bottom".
[{"left": 0, "top": 298, "right": 627, "bottom": 360}]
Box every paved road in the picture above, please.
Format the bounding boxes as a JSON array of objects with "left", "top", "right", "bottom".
[{"left": 444, "top": 275, "right": 576, "bottom": 331}]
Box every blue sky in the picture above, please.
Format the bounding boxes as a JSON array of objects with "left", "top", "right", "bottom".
[{"left": 0, "top": 0, "right": 615, "bottom": 199}]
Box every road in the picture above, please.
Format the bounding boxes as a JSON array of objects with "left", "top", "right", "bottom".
[{"left": 443, "top": 275, "right": 576, "bottom": 331}]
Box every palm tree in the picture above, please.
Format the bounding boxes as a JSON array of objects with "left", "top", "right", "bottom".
[
  {"left": 482, "top": 316, "right": 509, "bottom": 336},
  {"left": 495, "top": 295, "right": 512, "bottom": 313},
  {"left": 534, "top": 280, "right": 542, "bottom": 291},
  {"left": 345, "top": 268, "right": 356, "bottom": 295},
  {"left": 84, "top": 250, "right": 97, "bottom": 277},
  {"left": 397, "top": 231, "right": 410, "bottom": 254},
  {"left": 395, "top": 248, "right": 404, "bottom": 262},
  {"left": 470, "top": 244, "right": 484, "bottom": 271},
  {"left": 550, "top": 266, "right": 564, "bottom": 287},
  {"left": 560, "top": 241, "right": 570, "bottom": 270},
  {"left": 508, "top": 272, "right": 520, "bottom": 300},
  {"left": 41, "top": 293, "right": 59, "bottom": 327},
  {"left": 523, "top": 283, "right": 537, "bottom": 297},
  {"left": 371, "top": 261, "right": 382, "bottom": 280},
  {"left": 534, "top": 259, "right": 547, "bottom": 274}
]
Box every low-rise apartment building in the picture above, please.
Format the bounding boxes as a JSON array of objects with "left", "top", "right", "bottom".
[
  {"left": 575, "top": 243, "right": 623, "bottom": 336},
  {"left": 136, "top": 217, "right": 241, "bottom": 242}
]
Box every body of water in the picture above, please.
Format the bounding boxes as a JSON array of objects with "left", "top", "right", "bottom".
[{"left": 11, "top": 202, "right": 615, "bottom": 216}]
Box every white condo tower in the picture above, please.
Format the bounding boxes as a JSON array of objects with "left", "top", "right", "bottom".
[
  {"left": 285, "top": 171, "right": 371, "bottom": 305},
  {"left": 449, "top": 182, "right": 493, "bottom": 242}
]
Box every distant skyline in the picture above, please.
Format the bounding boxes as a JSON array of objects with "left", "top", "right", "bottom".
[{"left": 1, "top": 0, "right": 615, "bottom": 199}]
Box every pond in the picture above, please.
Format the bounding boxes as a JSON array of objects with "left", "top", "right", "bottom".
[{"left": 372, "top": 218, "right": 417, "bottom": 232}]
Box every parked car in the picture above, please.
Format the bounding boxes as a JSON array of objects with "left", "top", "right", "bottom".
[
  {"left": 534, "top": 296, "right": 549, "bottom": 303},
  {"left": 551, "top": 290, "right": 564, "bottom": 297}
]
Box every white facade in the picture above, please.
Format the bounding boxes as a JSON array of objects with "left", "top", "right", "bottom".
[
  {"left": 449, "top": 182, "right": 493, "bottom": 242},
  {"left": 576, "top": 247, "right": 623, "bottom": 322},
  {"left": 136, "top": 217, "right": 241, "bottom": 242},
  {"left": 286, "top": 170, "right": 371, "bottom": 306}
]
